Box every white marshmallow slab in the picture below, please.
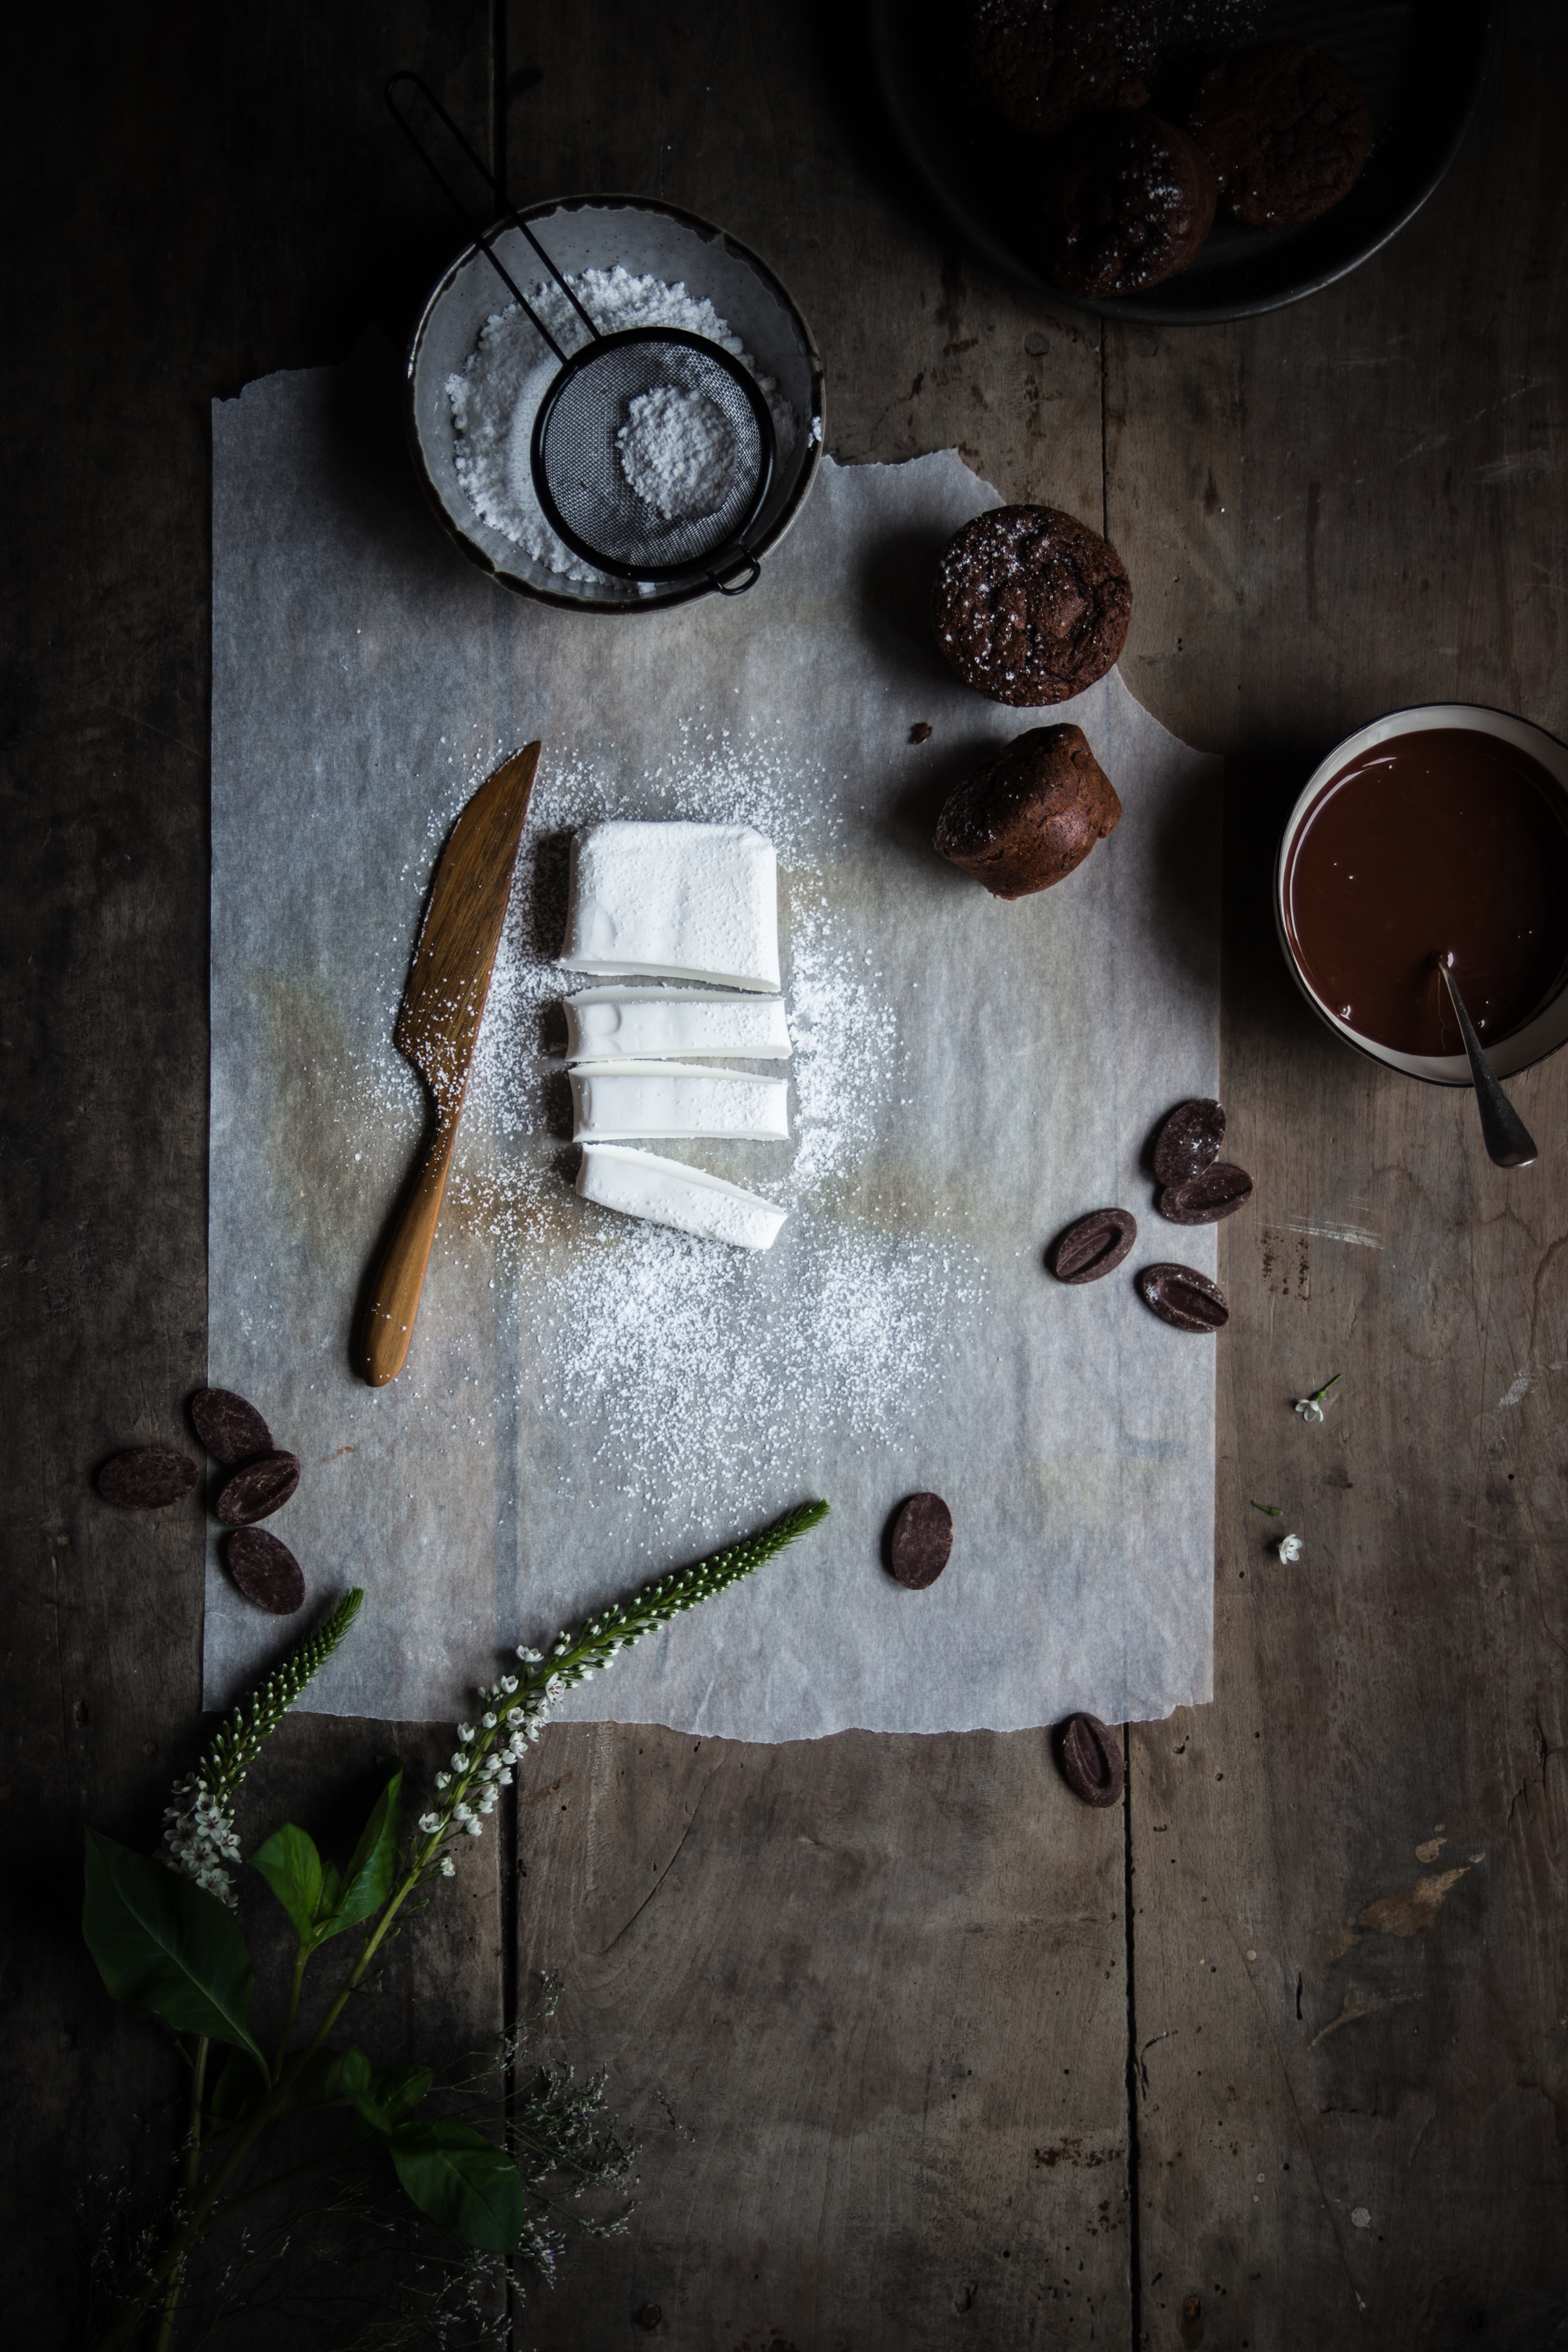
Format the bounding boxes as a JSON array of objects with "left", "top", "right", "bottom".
[
  {"left": 570, "top": 1061, "right": 790, "bottom": 1142},
  {"left": 559, "top": 820, "right": 780, "bottom": 992},
  {"left": 577, "top": 1145, "right": 789, "bottom": 1250},
  {"left": 564, "top": 988, "right": 791, "bottom": 1063}
]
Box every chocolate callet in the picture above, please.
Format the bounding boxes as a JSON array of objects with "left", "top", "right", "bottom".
[
  {"left": 1159, "top": 1163, "right": 1254, "bottom": 1225},
  {"left": 1059, "top": 1712, "right": 1124, "bottom": 1807},
  {"left": 226, "top": 1526, "right": 307, "bottom": 1615},
  {"left": 96, "top": 1447, "right": 200, "bottom": 1510},
  {"left": 909, "top": 720, "right": 933, "bottom": 744},
  {"left": 1137, "top": 1262, "right": 1229, "bottom": 1334},
  {"left": 1151, "top": 1098, "right": 1225, "bottom": 1186},
  {"left": 191, "top": 1386, "right": 274, "bottom": 1465},
  {"left": 1050, "top": 1206, "right": 1137, "bottom": 1283},
  {"left": 887, "top": 1492, "right": 954, "bottom": 1589},
  {"left": 215, "top": 1450, "right": 302, "bottom": 1526}
]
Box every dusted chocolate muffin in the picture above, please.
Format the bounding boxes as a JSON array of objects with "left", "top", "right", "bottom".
[
  {"left": 931, "top": 505, "right": 1131, "bottom": 706},
  {"left": 1189, "top": 42, "right": 1373, "bottom": 228},
  {"left": 967, "top": 0, "right": 1158, "bottom": 139},
  {"left": 1035, "top": 112, "right": 1218, "bottom": 298},
  {"left": 935, "top": 724, "right": 1123, "bottom": 898}
]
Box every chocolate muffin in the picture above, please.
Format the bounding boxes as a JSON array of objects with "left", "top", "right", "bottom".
[
  {"left": 1035, "top": 112, "right": 1218, "bottom": 298},
  {"left": 967, "top": 0, "right": 1158, "bottom": 139},
  {"left": 931, "top": 505, "right": 1131, "bottom": 706},
  {"left": 1189, "top": 42, "right": 1373, "bottom": 228},
  {"left": 935, "top": 724, "right": 1123, "bottom": 898}
]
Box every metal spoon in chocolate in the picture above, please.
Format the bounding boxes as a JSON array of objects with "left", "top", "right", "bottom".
[{"left": 1436, "top": 952, "right": 1538, "bottom": 1169}]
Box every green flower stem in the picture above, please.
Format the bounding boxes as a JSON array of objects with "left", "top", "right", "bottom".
[
  {"left": 94, "top": 1512, "right": 828, "bottom": 2350},
  {"left": 273, "top": 1948, "right": 310, "bottom": 2082},
  {"left": 150, "top": 2036, "right": 210, "bottom": 2352}
]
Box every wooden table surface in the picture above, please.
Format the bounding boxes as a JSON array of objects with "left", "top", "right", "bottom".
[{"left": 5, "top": 5, "right": 1566, "bottom": 2346}]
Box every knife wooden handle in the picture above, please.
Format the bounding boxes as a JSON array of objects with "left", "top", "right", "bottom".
[{"left": 356, "top": 1112, "right": 461, "bottom": 1387}]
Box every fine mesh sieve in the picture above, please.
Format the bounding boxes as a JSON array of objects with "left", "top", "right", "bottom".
[{"left": 388, "top": 74, "right": 776, "bottom": 594}]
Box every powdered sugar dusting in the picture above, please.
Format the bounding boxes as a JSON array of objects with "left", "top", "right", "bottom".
[
  {"left": 353, "top": 718, "right": 978, "bottom": 1526},
  {"left": 445, "top": 267, "right": 797, "bottom": 586}
]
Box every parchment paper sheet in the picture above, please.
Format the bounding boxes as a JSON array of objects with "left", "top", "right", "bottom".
[{"left": 207, "top": 339, "right": 1221, "bottom": 1736}]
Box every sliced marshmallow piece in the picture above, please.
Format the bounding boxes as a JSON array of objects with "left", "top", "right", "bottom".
[
  {"left": 570, "top": 1061, "right": 789, "bottom": 1142},
  {"left": 559, "top": 821, "right": 780, "bottom": 993},
  {"left": 564, "top": 988, "right": 791, "bottom": 1063},
  {"left": 578, "top": 1145, "right": 789, "bottom": 1251}
]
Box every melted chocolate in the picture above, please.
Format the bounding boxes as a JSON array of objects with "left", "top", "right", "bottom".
[{"left": 1284, "top": 728, "right": 1568, "bottom": 1056}]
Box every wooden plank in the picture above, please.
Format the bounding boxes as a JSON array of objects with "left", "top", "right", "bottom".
[
  {"left": 506, "top": 0, "right": 1105, "bottom": 510},
  {"left": 515, "top": 1720, "right": 1130, "bottom": 2349},
  {"left": 501, "top": 7, "right": 1134, "bottom": 2339},
  {"left": 1105, "top": 3, "right": 1568, "bottom": 2339},
  {"left": 0, "top": 8, "right": 495, "bottom": 2336}
]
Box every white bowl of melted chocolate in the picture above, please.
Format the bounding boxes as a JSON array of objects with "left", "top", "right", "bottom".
[{"left": 1276, "top": 705, "right": 1568, "bottom": 1084}]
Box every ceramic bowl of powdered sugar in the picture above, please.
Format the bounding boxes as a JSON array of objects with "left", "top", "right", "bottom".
[{"left": 406, "top": 194, "right": 825, "bottom": 613}]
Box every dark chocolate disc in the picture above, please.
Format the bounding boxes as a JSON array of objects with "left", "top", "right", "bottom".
[
  {"left": 96, "top": 1447, "right": 199, "bottom": 1510},
  {"left": 1137, "top": 1262, "right": 1229, "bottom": 1334},
  {"left": 887, "top": 1492, "right": 954, "bottom": 1589},
  {"left": 215, "top": 1450, "right": 301, "bottom": 1526},
  {"left": 226, "top": 1526, "right": 306, "bottom": 1614},
  {"left": 1159, "top": 1163, "right": 1254, "bottom": 1225},
  {"left": 1050, "top": 1206, "right": 1137, "bottom": 1283},
  {"left": 1152, "top": 1098, "right": 1225, "bottom": 1187},
  {"left": 191, "top": 1386, "right": 274, "bottom": 1465},
  {"left": 1059, "top": 1713, "right": 1125, "bottom": 1809}
]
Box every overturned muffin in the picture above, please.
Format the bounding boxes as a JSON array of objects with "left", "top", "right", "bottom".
[
  {"left": 1189, "top": 42, "right": 1373, "bottom": 228},
  {"left": 935, "top": 724, "right": 1123, "bottom": 898},
  {"left": 1035, "top": 112, "right": 1218, "bottom": 298},
  {"left": 967, "top": 0, "right": 1158, "bottom": 140},
  {"left": 931, "top": 505, "right": 1131, "bottom": 706}
]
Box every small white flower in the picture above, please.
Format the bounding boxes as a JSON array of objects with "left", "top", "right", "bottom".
[
  {"left": 451, "top": 1751, "right": 468, "bottom": 1773},
  {"left": 464, "top": 1818, "right": 483, "bottom": 1837},
  {"left": 478, "top": 1793, "right": 496, "bottom": 1814},
  {"left": 499, "top": 1674, "right": 518, "bottom": 1695},
  {"left": 434, "top": 1770, "right": 451, "bottom": 1790},
  {"left": 546, "top": 1675, "right": 563, "bottom": 1699},
  {"left": 1276, "top": 1533, "right": 1304, "bottom": 1563},
  {"left": 418, "top": 1811, "right": 442, "bottom": 1835},
  {"left": 481, "top": 1711, "right": 497, "bottom": 1730},
  {"left": 516, "top": 1646, "right": 543, "bottom": 1664},
  {"left": 438, "top": 1855, "right": 456, "bottom": 1877},
  {"left": 504, "top": 1705, "right": 524, "bottom": 1726},
  {"left": 498, "top": 1769, "right": 514, "bottom": 1786},
  {"left": 457, "top": 1723, "right": 475, "bottom": 1744},
  {"left": 453, "top": 1802, "right": 474, "bottom": 1824},
  {"left": 1294, "top": 1397, "right": 1324, "bottom": 1423}
]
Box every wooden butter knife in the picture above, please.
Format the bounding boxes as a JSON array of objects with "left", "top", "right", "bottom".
[{"left": 357, "top": 742, "right": 541, "bottom": 1386}]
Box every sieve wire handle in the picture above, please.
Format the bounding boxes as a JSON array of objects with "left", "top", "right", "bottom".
[
  {"left": 385, "top": 72, "right": 599, "bottom": 361},
  {"left": 710, "top": 552, "right": 762, "bottom": 596}
]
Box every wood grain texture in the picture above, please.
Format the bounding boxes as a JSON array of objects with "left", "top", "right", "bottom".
[
  {"left": 0, "top": 7, "right": 496, "bottom": 2336},
  {"left": 506, "top": 0, "right": 1105, "bottom": 517},
  {"left": 503, "top": 9, "right": 1134, "bottom": 2343},
  {"left": 8, "top": 0, "right": 1568, "bottom": 2343},
  {"left": 1105, "top": 5, "right": 1568, "bottom": 2343},
  {"left": 514, "top": 1722, "right": 1129, "bottom": 2349}
]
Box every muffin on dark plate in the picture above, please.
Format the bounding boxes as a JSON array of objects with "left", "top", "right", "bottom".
[
  {"left": 967, "top": 0, "right": 1159, "bottom": 140},
  {"left": 1035, "top": 111, "right": 1218, "bottom": 297},
  {"left": 931, "top": 505, "right": 1131, "bottom": 706},
  {"left": 1189, "top": 42, "right": 1374, "bottom": 228}
]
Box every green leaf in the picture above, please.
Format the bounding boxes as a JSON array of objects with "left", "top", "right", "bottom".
[
  {"left": 83, "top": 1831, "right": 265, "bottom": 2065},
  {"left": 318, "top": 1766, "right": 403, "bottom": 1940},
  {"left": 249, "top": 1824, "right": 325, "bottom": 1944},
  {"left": 327, "top": 2043, "right": 390, "bottom": 2132},
  {"left": 270, "top": 2043, "right": 354, "bottom": 2118},
  {"left": 390, "top": 2119, "right": 525, "bottom": 2252},
  {"left": 376, "top": 2063, "right": 433, "bottom": 2125}
]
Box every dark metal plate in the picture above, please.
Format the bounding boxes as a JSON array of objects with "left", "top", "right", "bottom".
[{"left": 869, "top": 0, "right": 1495, "bottom": 324}]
